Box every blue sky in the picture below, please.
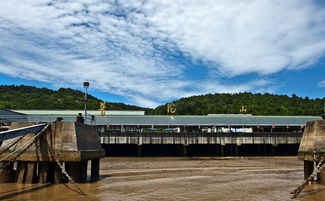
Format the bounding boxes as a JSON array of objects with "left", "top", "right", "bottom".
[{"left": 0, "top": 0, "right": 325, "bottom": 108}]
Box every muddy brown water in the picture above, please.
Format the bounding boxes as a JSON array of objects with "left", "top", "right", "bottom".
[{"left": 0, "top": 157, "right": 324, "bottom": 201}]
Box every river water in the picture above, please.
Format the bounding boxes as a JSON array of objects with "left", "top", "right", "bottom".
[{"left": 0, "top": 157, "right": 324, "bottom": 201}]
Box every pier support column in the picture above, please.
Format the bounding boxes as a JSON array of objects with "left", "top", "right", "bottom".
[
  {"left": 0, "top": 161, "right": 15, "bottom": 183},
  {"left": 271, "top": 145, "right": 275, "bottom": 156},
  {"left": 91, "top": 159, "right": 100, "bottom": 182},
  {"left": 304, "top": 160, "right": 314, "bottom": 180},
  {"left": 66, "top": 161, "right": 88, "bottom": 183},
  {"left": 16, "top": 161, "right": 27, "bottom": 184},
  {"left": 318, "top": 165, "right": 325, "bottom": 185},
  {"left": 53, "top": 163, "right": 62, "bottom": 184},
  {"left": 38, "top": 162, "right": 50, "bottom": 183},
  {"left": 137, "top": 145, "right": 142, "bottom": 157},
  {"left": 25, "top": 162, "right": 37, "bottom": 184},
  {"left": 220, "top": 145, "right": 224, "bottom": 156},
  {"left": 235, "top": 145, "right": 239, "bottom": 156},
  {"left": 182, "top": 145, "right": 187, "bottom": 157},
  {"left": 263, "top": 145, "right": 268, "bottom": 156}
]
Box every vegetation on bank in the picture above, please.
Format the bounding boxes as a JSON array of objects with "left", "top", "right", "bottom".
[{"left": 1, "top": 85, "right": 324, "bottom": 116}]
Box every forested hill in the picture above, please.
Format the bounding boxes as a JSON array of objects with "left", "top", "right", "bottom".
[
  {"left": 149, "top": 92, "right": 325, "bottom": 116},
  {"left": 0, "top": 85, "right": 148, "bottom": 111},
  {"left": 1, "top": 85, "right": 325, "bottom": 116}
]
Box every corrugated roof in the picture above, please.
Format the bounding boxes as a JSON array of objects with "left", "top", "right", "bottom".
[
  {"left": 93, "top": 115, "right": 321, "bottom": 126},
  {"left": 0, "top": 109, "right": 26, "bottom": 116},
  {"left": 1, "top": 109, "right": 321, "bottom": 126},
  {"left": 12, "top": 110, "right": 145, "bottom": 116}
]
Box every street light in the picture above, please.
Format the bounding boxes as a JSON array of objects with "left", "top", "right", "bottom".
[{"left": 83, "top": 82, "right": 90, "bottom": 124}]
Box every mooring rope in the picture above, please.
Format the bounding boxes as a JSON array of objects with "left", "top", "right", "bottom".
[
  {"left": 0, "top": 124, "right": 49, "bottom": 171},
  {"left": 291, "top": 158, "right": 325, "bottom": 199}
]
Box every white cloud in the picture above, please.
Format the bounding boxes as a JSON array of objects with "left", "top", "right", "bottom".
[
  {"left": 0, "top": 0, "right": 324, "bottom": 107},
  {"left": 146, "top": 0, "right": 325, "bottom": 76},
  {"left": 318, "top": 80, "right": 325, "bottom": 88}
]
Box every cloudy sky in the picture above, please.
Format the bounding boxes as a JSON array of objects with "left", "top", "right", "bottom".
[{"left": 0, "top": 0, "right": 325, "bottom": 108}]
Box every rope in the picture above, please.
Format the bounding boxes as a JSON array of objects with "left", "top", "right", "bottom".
[
  {"left": 0, "top": 136, "right": 24, "bottom": 156},
  {"left": 291, "top": 158, "right": 325, "bottom": 199},
  {"left": 0, "top": 124, "right": 49, "bottom": 171},
  {"left": 45, "top": 137, "right": 86, "bottom": 195}
]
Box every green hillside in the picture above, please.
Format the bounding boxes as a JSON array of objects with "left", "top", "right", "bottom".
[
  {"left": 0, "top": 85, "right": 149, "bottom": 111},
  {"left": 1, "top": 85, "right": 324, "bottom": 116},
  {"left": 149, "top": 92, "right": 325, "bottom": 116}
]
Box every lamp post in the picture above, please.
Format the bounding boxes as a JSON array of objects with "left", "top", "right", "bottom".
[{"left": 83, "top": 82, "right": 90, "bottom": 124}]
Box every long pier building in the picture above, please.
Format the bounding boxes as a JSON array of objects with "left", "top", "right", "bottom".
[{"left": 0, "top": 109, "right": 322, "bottom": 156}]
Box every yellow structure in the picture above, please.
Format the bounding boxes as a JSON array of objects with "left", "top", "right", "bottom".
[
  {"left": 99, "top": 102, "right": 106, "bottom": 116},
  {"left": 240, "top": 106, "right": 247, "bottom": 113},
  {"left": 167, "top": 103, "right": 176, "bottom": 115}
]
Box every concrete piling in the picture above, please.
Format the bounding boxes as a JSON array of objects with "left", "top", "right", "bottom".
[
  {"left": 137, "top": 145, "right": 142, "bottom": 157},
  {"left": 303, "top": 161, "right": 314, "bottom": 180},
  {"left": 91, "top": 159, "right": 100, "bottom": 182},
  {"left": 66, "top": 161, "right": 88, "bottom": 183},
  {"left": 182, "top": 145, "right": 187, "bottom": 157},
  {"left": 38, "top": 162, "right": 50, "bottom": 183},
  {"left": 220, "top": 145, "right": 224, "bottom": 156},
  {"left": 16, "top": 161, "right": 27, "bottom": 184},
  {"left": 0, "top": 161, "right": 15, "bottom": 183},
  {"left": 24, "top": 162, "right": 37, "bottom": 184},
  {"left": 319, "top": 166, "right": 325, "bottom": 185},
  {"left": 53, "top": 163, "right": 62, "bottom": 184}
]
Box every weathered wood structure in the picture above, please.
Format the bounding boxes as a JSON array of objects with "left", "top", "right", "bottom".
[
  {"left": 298, "top": 120, "right": 325, "bottom": 185},
  {"left": 0, "top": 121, "right": 105, "bottom": 184}
]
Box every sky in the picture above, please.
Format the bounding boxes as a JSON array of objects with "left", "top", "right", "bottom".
[{"left": 0, "top": 0, "right": 325, "bottom": 108}]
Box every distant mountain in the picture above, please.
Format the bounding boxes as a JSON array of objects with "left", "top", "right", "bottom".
[
  {"left": 149, "top": 92, "right": 325, "bottom": 116},
  {"left": 0, "top": 85, "right": 149, "bottom": 111}
]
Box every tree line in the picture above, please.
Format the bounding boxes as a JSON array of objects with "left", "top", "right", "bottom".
[
  {"left": 0, "top": 85, "right": 147, "bottom": 111},
  {"left": 148, "top": 92, "right": 325, "bottom": 116},
  {"left": 1, "top": 85, "right": 324, "bottom": 116}
]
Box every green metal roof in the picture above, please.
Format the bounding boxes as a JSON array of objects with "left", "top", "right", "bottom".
[
  {"left": 93, "top": 115, "right": 321, "bottom": 126},
  {"left": 1, "top": 109, "right": 321, "bottom": 126}
]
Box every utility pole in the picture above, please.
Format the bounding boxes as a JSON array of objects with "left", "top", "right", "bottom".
[{"left": 83, "top": 82, "right": 90, "bottom": 124}]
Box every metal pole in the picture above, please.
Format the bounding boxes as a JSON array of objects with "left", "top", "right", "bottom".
[{"left": 84, "top": 87, "right": 88, "bottom": 124}]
